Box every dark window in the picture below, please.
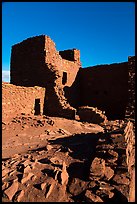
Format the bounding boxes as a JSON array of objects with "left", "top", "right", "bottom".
[
  {"left": 62, "top": 72, "right": 67, "bottom": 85},
  {"left": 34, "top": 98, "right": 40, "bottom": 115}
]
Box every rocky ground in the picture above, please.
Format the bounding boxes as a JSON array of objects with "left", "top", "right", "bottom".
[{"left": 2, "top": 115, "right": 130, "bottom": 202}]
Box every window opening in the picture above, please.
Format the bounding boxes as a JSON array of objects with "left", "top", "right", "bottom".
[{"left": 62, "top": 72, "right": 67, "bottom": 85}]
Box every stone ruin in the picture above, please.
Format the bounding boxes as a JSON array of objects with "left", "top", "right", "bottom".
[
  {"left": 2, "top": 35, "right": 135, "bottom": 201},
  {"left": 8, "top": 35, "right": 135, "bottom": 122},
  {"left": 10, "top": 35, "right": 81, "bottom": 119}
]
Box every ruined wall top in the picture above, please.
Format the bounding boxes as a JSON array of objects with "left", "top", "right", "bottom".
[
  {"left": 11, "top": 35, "right": 80, "bottom": 63},
  {"left": 10, "top": 35, "right": 81, "bottom": 87}
]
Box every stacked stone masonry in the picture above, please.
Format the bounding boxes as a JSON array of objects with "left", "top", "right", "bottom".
[
  {"left": 2, "top": 82, "right": 45, "bottom": 123},
  {"left": 78, "top": 62, "right": 129, "bottom": 120},
  {"left": 9, "top": 35, "right": 135, "bottom": 121},
  {"left": 2, "top": 34, "right": 135, "bottom": 202},
  {"left": 125, "top": 56, "right": 135, "bottom": 131},
  {"left": 124, "top": 121, "right": 135, "bottom": 202},
  {"left": 10, "top": 35, "right": 81, "bottom": 119}
]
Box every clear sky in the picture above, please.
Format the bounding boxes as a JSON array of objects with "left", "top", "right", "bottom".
[{"left": 2, "top": 2, "right": 135, "bottom": 82}]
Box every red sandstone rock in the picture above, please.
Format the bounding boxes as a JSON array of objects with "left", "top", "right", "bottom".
[
  {"left": 88, "top": 180, "right": 97, "bottom": 188},
  {"left": 61, "top": 162, "right": 69, "bottom": 186},
  {"left": 2, "top": 182, "right": 9, "bottom": 191},
  {"left": 128, "top": 169, "right": 135, "bottom": 202},
  {"left": 41, "top": 182, "right": 46, "bottom": 190},
  {"left": 69, "top": 178, "right": 89, "bottom": 196},
  {"left": 2, "top": 167, "right": 10, "bottom": 178},
  {"left": 21, "top": 172, "right": 34, "bottom": 184},
  {"left": 96, "top": 189, "right": 114, "bottom": 199},
  {"left": 104, "top": 166, "right": 114, "bottom": 180},
  {"left": 98, "top": 181, "right": 114, "bottom": 191},
  {"left": 113, "top": 174, "right": 130, "bottom": 185},
  {"left": 107, "top": 149, "right": 118, "bottom": 163},
  {"left": 17, "top": 190, "right": 25, "bottom": 202},
  {"left": 85, "top": 190, "right": 103, "bottom": 202},
  {"left": 4, "top": 179, "right": 19, "bottom": 201},
  {"left": 45, "top": 181, "right": 56, "bottom": 198},
  {"left": 90, "top": 157, "right": 105, "bottom": 178}
]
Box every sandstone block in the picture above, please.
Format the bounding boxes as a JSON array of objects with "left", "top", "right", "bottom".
[
  {"left": 2, "top": 167, "right": 10, "bottom": 178},
  {"left": 21, "top": 172, "right": 34, "bottom": 184},
  {"left": 113, "top": 174, "right": 130, "bottom": 185},
  {"left": 104, "top": 166, "right": 114, "bottom": 180},
  {"left": 61, "top": 162, "right": 69, "bottom": 186},
  {"left": 90, "top": 157, "right": 105, "bottom": 178},
  {"left": 96, "top": 189, "right": 114, "bottom": 199},
  {"left": 17, "top": 190, "right": 24, "bottom": 202},
  {"left": 24, "top": 165, "right": 32, "bottom": 174},
  {"left": 69, "top": 178, "right": 88, "bottom": 196},
  {"left": 4, "top": 179, "right": 19, "bottom": 201}
]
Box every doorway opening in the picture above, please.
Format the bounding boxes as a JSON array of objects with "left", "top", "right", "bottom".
[{"left": 34, "top": 98, "right": 40, "bottom": 115}]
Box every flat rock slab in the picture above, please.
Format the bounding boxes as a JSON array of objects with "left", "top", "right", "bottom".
[
  {"left": 104, "top": 166, "right": 114, "bottom": 180},
  {"left": 17, "top": 190, "right": 25, "bottom": 202},
  {"left": 21, "top": 173, "right": 34, "bottom": 184},
  {"left": 4, "top": 179, "right": 19, "bottom": 201}
]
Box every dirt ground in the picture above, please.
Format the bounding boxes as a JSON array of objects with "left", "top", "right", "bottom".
[{"left": 2, "top": 114, "right": 130, "bottom": 202}]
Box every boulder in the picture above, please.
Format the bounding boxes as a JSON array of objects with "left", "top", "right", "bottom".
[
  {"left": 90, "top": 157, "right": 105, "bottom": 179},
  {"left": 68, "top": 178, "right": 88, "bottom": 196}
]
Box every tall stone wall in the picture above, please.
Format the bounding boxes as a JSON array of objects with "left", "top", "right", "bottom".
[
  {"left": 10, "top": 35, "right": 81, "bottom": 119},
  {"left": 43, "top": 36, "right": 81, "bottom": 118},
  {"left": 78, "top": 62, "right": 129, "bottom": 120},
  {"left": 125, "top": 56, "right": 135, "bottom": 130},
  {"left": 2, "top": 82, "right": 45, "bottom": 123},
  {"left": 10, "top": 35, "right": 46, "bottom": 87}
]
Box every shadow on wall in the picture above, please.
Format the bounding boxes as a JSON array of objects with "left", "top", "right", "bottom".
[
  {"left": 64, "top": 69, "right": 81, "bottom": 109},
  {"left": 77, "top": 63, "right": 129, "bottom": 120}
]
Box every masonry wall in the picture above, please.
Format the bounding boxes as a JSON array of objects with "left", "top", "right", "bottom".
[
  {"left": 2, "top": 82, "right": 45, "bottom": 122},
  {"left": 79, "top": 62, "right": 129, "bottom": 120},
  {"left": 10, "top": 35, "right": 134, "bottom": 120},
  {"left": 10, "top": 35, "right": 81, "bottom": 119},
  {"left": 10, "top": 35, "right": 46, "bottom": 87},
  {"left": 43, "top": 36, "right": 81, "bottom": 118},
  {"left": 125, "top": 56, "right": 135, "bottom": 130},
  {"left": 124, "top": 121, "right": 135, "bottom": 202},
  {"left": 59, "top": 49, "right": 80, "bottom": 62},
  {"left": 44, "top": 36, "right": 81, "bottom": 88}
]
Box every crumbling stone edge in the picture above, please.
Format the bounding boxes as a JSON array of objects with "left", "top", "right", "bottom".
[{"left": 124, "top": 121, "right": 135, "bottom": 202}]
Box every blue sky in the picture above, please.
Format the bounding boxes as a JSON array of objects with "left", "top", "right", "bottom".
[{"left": 2, "top": 2, "right": 135, "bottom": 82}]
